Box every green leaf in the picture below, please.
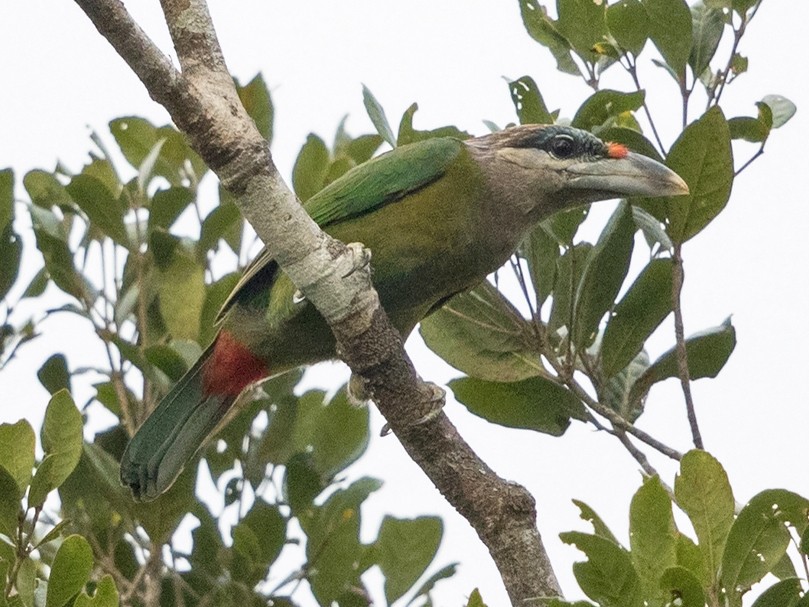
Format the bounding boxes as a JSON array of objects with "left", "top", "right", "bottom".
[
  {"left": 0, "top": 420, "right": 35, "bottom": 492},
  {"left": 674, "top": 450, "right": 734, "bottom": 590},
  {"left": 630, "top": 476, "right": 677, "bottom": 599},
  {"left": 284, "top": 453, "right": 326, "bottom": 516},
  {"left": 543, "top": 206, "right": 589, "bottom": 245},
  {"left": 728, "top": 116, "right": 770, "bottom": 143},
  {"left": 601, "top": 258, "right": 673, "bottom": 378},
  {"left": 37, "top": 354, "right": 71, "bottom": 395},
  {"left": 291, "top": 388, "right": 370, "bottom": 480},
  {"left": 137, "top": 138, "right": 167, "bottom": 194},
  {"left": 236, "top": 73, "right": 274, "bottom": 143},
  {"left": 556, "top": 0, "right": 608, "bottom": 65},
  {"left": 520, "top": 222, "right": 559, "bottom": 307},
  {"left": 721, "top": 490, "right": 809, "bottom": 602},
  {"left": 602, "top": 350, "right": 650, "bottom": 422},
  {"left": 732, "top": 0, "right": 757, "bottom": 16},
  {"left": 231, "top": 500, "right": 287, "bottom": 585},
  {"left": 41, "top": 391, "right": 82, "bottom": 458},
  {"left": 362, "top": 85, "right": 396, "bottom": 148},
  {"left": 676, "top": 533, "right": 708, "bottom": 587},
  {"left": 198, "top": 201, "right": 242, "bottom": 256},
  {"left": 518, "top": 0, "right": 580, "bottom": 75},
  {"left": 0, "top": 169, "right": 12, "bottom": 235},
  {"left": 572, "top": 500, "right": 620, "bottom": 545},
  {"left": 560, "top": 531, "right": 643, "bottom": 607},
  {"left": 376, "top": 516, "right": 442, "bottom": 604},
  {"left": 571, "top": 90, "right": 645, "bottom": 133},
  {"left": 305, "top": 477, "right": 382, "bottom": 605},
  {"left": 750, "top": 578, "right": 803, "bottom": 607},
  {"left": 466, "top": 588, "right": 488, "bottom": 607},
  {"left": 33, "top": 520, "right": 72, "bottom": 551},
  {"left": 449, "top": 375, "right": 585, "bottom": 436},
  {"left": 292, "top": 133, "right": 330, "bottom": 202},
  {"left": 406, "top": 563, "right": 458, "bottom": 607},
  {"left": 573, "top": 202, "right": 635, "bottom": 348},
  {"left": 509, "top": 76, "right": 553, "bottom": 125},
  {"left": 144, "top": 344, "right": 189, "bottom": 382},
  {"left": 761, "top": 94, "right": 797, "bottom": 129},
  {"left": 29, "top": 391, "right": 83, "bottom": 507},
  {"left": 155, "top": 241, "right": 205, "bottom": 341},
  {"left": 0, "top": 465, "right": 22, "bottom": 538},
  {"left": 396, "top": 103, "right": 470, "bottom": 147},
  {"left": 644, "top": 0, "right": 693, "bottom": 77},
  {"left": 0, "top": 225, "right": 21, "bottom": 302},
  {"left": 629, "top": 317, "right": 736, "bottom": 403},
  {"left": 65, "top": 175, "right": 128, "bottom": 247},
  {"left": 23, "top": 170, "right": 72, "bottom": 208},
  {"left": 771, "top": 551, "right": 798, "bottom": 580},
  {"left": 57, "top": 442, "right": 133, "bottom": 539},
  {"left": 109, "top": 117, "right": 206, "bottom": 186},
  {"left": 664, "top": 107, "right": 734, "bottom": 243},
  {"left": 16, "top": 555, "right": 36, "bottom": 607},
  {"left": 199, "top": 272, "right": 240, "bottom": 347},
  {"left": 46, "top": 535, "right": 94, "bottom": 607},
  {"left": 73, "top": 575, "right": 119, "bottom": 607},
  {"left": 548, "top": 243, "right": 592, "bottom": 334},
  {"left": 148, "top": 186, "right": 194, "bottom": 232},
  {"left": 607, "top": 0, "right": 649, "bottom": 56},
  {"left": 659, "top": 566, "right": 706, "bottom": 607},
  {"left": 80, "top": 157, "right": 121, "bottom": 198},
  {"left": 420, "top": 282, "right": 543, "bottom": 382},
  {"left": 689, "top": 3, "right": 725, "bottom": 77},
  {"left": 30, "top": 212, "right": 86, "bottom": 301},
  {"left": 21, "top": 267, "right": 49, "bottom": 299}
]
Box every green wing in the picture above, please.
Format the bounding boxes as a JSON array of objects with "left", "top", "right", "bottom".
[
  {"left": 303, "top": 137, "right": 463, "bottom": 226},
  {"left": 216, "top": 137, "right": 464, "bottom": 321}
]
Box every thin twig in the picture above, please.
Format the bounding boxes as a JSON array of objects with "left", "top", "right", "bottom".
[
  {"left": 735, "top": 145, "right": 765, "bottom": 176},
  {"left": 613, "top": 429, "right": 659, "bottom": 478},
  {"left": 672, "top": 243, "right": 703, "bottom": 449},
  {"left": 624, "top": 56, "right": 666, "bottom": 154}
]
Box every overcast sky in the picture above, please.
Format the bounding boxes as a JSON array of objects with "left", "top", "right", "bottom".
[{"left": 1, "top": 2, "right": 808, "bottom": 605}]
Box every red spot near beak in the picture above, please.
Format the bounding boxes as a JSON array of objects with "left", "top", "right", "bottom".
[
  {"left": 202, "top": 331, "right": 268, "bottom": 397},
  {"left": 607, "top": 142, "right": 629, "bottom": 159}
]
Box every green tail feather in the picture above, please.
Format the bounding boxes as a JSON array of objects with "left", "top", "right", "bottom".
[{"left": 120, "top": 348, "right": 236, "bottom": 502}]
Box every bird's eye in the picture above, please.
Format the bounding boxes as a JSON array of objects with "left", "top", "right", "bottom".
[{"left": 549, "top": 135, "right": 576, "bottom": 159}]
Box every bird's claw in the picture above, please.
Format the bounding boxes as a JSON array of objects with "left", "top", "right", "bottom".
[
  {"left": 379, "top": 382, "right": 446, "bottom": 436},
  {"left": 342, "top": 242, "right": 372, "bottom": 279}
]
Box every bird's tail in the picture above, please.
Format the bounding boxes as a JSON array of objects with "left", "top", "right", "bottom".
[{"left": 120, "top": 346, "right": 236, "bottom": 502}]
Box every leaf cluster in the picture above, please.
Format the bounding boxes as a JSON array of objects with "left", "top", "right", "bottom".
[
  {"left": 554, "top": 452, "right": 809, "bottom": 607},
  {"left": 1, "top": 76, "right": 453, "bottom": 607}
]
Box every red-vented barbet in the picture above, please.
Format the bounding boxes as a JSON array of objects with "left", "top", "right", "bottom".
[{"left": 120, "top": 124, "right": 688, "bottom": 501}]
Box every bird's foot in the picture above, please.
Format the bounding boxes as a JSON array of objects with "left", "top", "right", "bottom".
[
  {"left": 380, "top": 382, "right": 446, "bottom": 436},
  {"left": 347, "top": 373, "right": 371, "bottom": 406},
  {"left": 342, "top": 242, "right": 372, "bottom": 278}
]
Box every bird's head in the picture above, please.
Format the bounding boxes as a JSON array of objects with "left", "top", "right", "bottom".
[{"left": 468, "top": 124, "right": 688, "bottom": 218}]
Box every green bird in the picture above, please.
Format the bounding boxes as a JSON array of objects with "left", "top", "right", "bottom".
[{"left": 121, "top": 124, "right": 688, "bottom": 501}]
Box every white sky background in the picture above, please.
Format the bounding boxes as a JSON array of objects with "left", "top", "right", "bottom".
[{"left": 1, "top": 1, "right": 808, "bottom": 605}]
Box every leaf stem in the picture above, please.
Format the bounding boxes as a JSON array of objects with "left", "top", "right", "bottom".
[
  {"left": 672, "top": 242, "right": 703, "bottom": 449},
  {"left": 735, "top": 144, "right": 765, "bottom": 176},
  {"left": 624, "top": 56, "right": 666, "bottom": 155}
]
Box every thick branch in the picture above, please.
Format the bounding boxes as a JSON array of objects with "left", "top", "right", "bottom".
[{"left": 73, "top": 0, "right": 561, "bottom": 602}]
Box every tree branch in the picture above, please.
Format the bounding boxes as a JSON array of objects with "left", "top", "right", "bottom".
[{"left": 72, "top": 0, "right": 562, "bottom": 602}]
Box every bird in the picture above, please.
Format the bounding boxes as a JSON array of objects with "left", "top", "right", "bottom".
[{"left": 120, "top": 123, "right": 688, "bottom": 501}]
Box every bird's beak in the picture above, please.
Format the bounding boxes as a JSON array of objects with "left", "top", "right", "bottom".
[{"left": 565, "top": 152, "right": 689, "bottom": 198}]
